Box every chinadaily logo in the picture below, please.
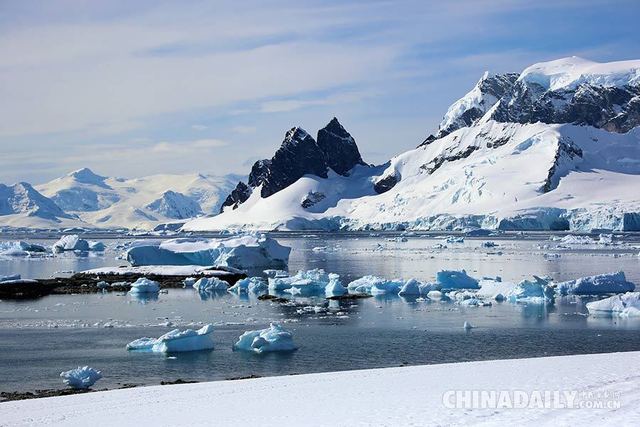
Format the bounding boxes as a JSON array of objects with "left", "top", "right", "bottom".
[{"left": 442, "top": 390, "right": 622, "bottom": 410}]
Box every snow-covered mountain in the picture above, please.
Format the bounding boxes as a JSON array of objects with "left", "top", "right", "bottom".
[
  {"left": 185, "top": 57, "right": 640, "bottom": 232},
  {"left": 0, "top": 182, "right": 79, "bottom": 228},
  {"left": 31, "top": 169, "right": 241, "bottom": 230}
]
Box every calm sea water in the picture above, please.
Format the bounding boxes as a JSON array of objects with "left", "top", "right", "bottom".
[{"left": 1, "top": 233, "right": 639, "bottom": 392}]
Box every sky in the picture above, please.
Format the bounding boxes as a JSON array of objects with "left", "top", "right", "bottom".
[{"left": 1, "top": 0, "right": 639, "bottom": 184}]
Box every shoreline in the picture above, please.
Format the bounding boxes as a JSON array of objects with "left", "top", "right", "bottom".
[{"left": 2, "top": 351, "right": 638, "bottom": 426}]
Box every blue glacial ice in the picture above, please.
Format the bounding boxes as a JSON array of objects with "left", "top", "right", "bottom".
[
  {"left": 556, "top": 272, "right": 635, "bottom": 296},
  {"left": 347, "top": 275, "right": 403, "bottom": 295},
  {"left": 586, "top": 292, "right": 640, "bottom": 317},
  {"left": 436, "top": 270, "right": 480, "bottom": 290},
  {"left": 325, "top": 274, "right": 347, "bottom": 297},
  {"left": 128, "top": 278, "right": 160, "bottom": 294},
  {"left": 126, "top": 233, "right": 290, "bottom": 270},
  {"left": 193, "top": 277, "right": 229, "bottom": 292},
  {"left": 126, "top": 324, "right": 215, "bottom": 353},
  {"left": 507, "top": 276, "right": 555, "bottom": 304},
  {"left": 60, "top": 366, "right": 102, "bottom": 389},
  {"left": 0, "top": 241, "right": 47, "bottom": 257},
  {"left": 228, "top": 277, "right": 268, "bottom": 294},
  {"left": 233, "top": 323, "right": 298, "bottom": 354}
]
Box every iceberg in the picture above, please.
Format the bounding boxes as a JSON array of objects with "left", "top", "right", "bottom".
[
  {"left": 52, "top": 235, "right": 105, "bottom": 252},
  {"left": 128, "top": 277, "right": 160, "bottom": 294},
  {"left": 556, "top": 272, "right": 635, "bottom": 295},
  {"left": 325, "top": 274, "right": 347, "bottom": 297},
  {"left": 60, "top": 366, "right": 102, "bottom": 389},
  {"left": 193, "top": 277, "right": 229, "bottom": 292},
  {"left": 398, "top": 279, "right": 421, "bottom": 296},
  {"left": 233, "top": 323, "right": 297, "bottom": 354},
  {"left": 269, "top": 269, "right": 331, "bottom": 295},
  {"left": 126, "top": 234, "right": 290, "bottom": 270},
  {"left": 228, "top": 277, "right": 268, "bottom": 294},
  {"left": 1, "top": 274, "right": 22, "bottom": 283},
  {"left": 346, "top": 275, "right": 403, "bottom": 295},
  {"left": 586, "top": 292, "right": 640, "bottom": 317},
  {"left": 436, "top": 270, "right": 479, "bottom": 290},
  {"left": 507, "top": 276, "right": 555, "bottom": 303},
  {"left": 0, "top": 241, "right": 47, "bottom": 257},
  {"left": 126, "top": 324, "right": 215, "bottom": 353}
]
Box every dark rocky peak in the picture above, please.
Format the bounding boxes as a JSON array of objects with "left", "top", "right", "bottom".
[
  {"left": 220, "top": 181, "right": 251, "bottom": 212},
  {"left": 317, "top": 117, "right": 366, "bottom": 175}
]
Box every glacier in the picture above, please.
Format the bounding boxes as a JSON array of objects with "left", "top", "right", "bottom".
[
  {"left": 233, "top": 323, "right": 298, "bottom": 354},
  {"left": 126, "top": 324, "right": 215, "bottom": 353}
]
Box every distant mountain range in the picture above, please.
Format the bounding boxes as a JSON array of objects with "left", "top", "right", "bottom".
[{"left": 2, "top": 57, "right": 639, "bottom": 232}]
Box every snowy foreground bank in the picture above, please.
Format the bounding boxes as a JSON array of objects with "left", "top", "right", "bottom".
[{"left": 3, "top": 352, "right": 638, "bottom": 426}]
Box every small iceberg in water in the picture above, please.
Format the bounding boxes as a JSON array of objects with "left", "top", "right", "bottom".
[
  {"left": 233, "top": 323, "right": 298, "bottom": 354},
  {"left": 128, "top": 278, "right": 160, "bottom": 294},
  {"left": 586, "top": 292, "right": 640, "bottom": 317},
  {"left": 193, "top": 277, "right": 229, "bottom": 292},
  {"left": 60, "top": 366, "right": 102, "bottom": 389},
  {"left": 127, "top": 324, "right": 215, "bottom": 353}
]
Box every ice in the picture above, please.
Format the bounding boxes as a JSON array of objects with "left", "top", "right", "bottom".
[
  {"left": 436, "top": 270, "right": 479, "bottom": 290},
  {"left": 193, "top": 277, "right": 229, "bottom": 292},
  {"left": 325, "top": 274, "right": 347, "bottom": 297},
  {"left": 60, "top": 366, "right": 102, "bottom": 389},
  {"left": 556, "top": 272, "right": 635, "bottom": 296},
  {"left": 183, "top": 277, "right": 196, "bottom": 288},
  {"left": 463, "top": 321, "right": 473, "bottom": 330},
  {"left": 126, "top": 234, "right": 290, "bottom": 270},
  {"left": 507, "top": 276, "right": 555, "bottom": 304},
  {"left": 586, "top": 292, "right": 640, "bottom": 317},
  {"left": 269, "top": 269, "right": 331, "bottom": 295},
  {"left": 228, "top": 277, "right": 268, "bottom": 294},
  {"left": 445, "top": 236, "right": 464, "bottom": 243},
  {"left": 1, "top": 274, "right": 21, "bottom": 283},
  {"left": 128, "top": 278, "right": 160, "bottom": 294},
  {"left": 398, "top": 279, "right": 421, "bottom": 296},
  {"left": 0, "top": 241, "right": 47, "bottom": 257},
  {"left": 126, "top": 324, "right": 215, "bottom": 353},
  {"left": 232, "top": 323, "right": 298, "bottom": 354},
  {"left": 346, "top": 275, "right": 403, "bottom": 295},
  {"left": 52, "top": 235, "right": 105, "bottom": 252}
]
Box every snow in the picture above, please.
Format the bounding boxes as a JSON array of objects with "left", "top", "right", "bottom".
[
  {"left": 586, "top": 292, "right": 640, "bottom": 317},
  {"left": 59, "top": 366, "right": 102, "bottom": 390},
  {"left": 557, "top": 272, "right": 635, "bottom": 296},
  {"left": 126, "top": 234, "right": 290, "bottom": 270},
  {"left": 52, "top": 235, "right": 104, "bottom": 252},
  {"left": 228, "top": 277, "right": 268, "bottom": 294},
  {"left": 346, "top": 275, "right": 403, "bottom": 295},
  {"left": 436, "top": 270, "right": 479, "bottom": 290},
  {"left": 519, "top": 57, "right": 640, "bottom": 91},
  {"left": 127, "top": 324, "right": 215, "bottom": 353},
  {"left": 0, "top": 240, "right": 47, "bottom": 256},
  {"left": 128, "top": 278, "right": 160, "bottom": 294},
  {"left": 82, "top": 265, "right": 233, "bottom": 277},
  {"left": 232, "top": 323, "right": 297, "bottom": 354},
  {"left": 5, "top": 351, "right": 639, "bottom": 426},
  {"left": 193, "top": 277, "right": 229, "bottom": 292},
  {"left": 36, "top": 169, "right": 241, "bottom": 230}
]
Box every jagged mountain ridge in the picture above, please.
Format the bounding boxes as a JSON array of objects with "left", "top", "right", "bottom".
[
  {"left": 221, "top": 117, "right": 366, "bottom": 212},
  {"left": 184, "top": 57, "right": 640, "bottom": 232}
]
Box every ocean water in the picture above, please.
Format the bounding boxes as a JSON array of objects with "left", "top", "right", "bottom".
[{"left": 1, "top": 233, "right": 639, "bottom": 393}]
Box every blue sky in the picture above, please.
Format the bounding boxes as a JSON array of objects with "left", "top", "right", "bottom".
[{"left": 1, "top": 0, "right": 639, "bottom": 183}]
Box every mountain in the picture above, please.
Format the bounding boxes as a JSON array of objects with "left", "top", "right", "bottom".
[
  {"left": 184, "top": 57, "right": 640, "bottom": 232},
  {"left": 36, "top": 169, "right": 241, "bottom": 229},
  {"left": 0, "top": 182, "right": 80, "bottom": 228},
  {"left": 220, "top": 118, "right": 366, "bottom": 211}
]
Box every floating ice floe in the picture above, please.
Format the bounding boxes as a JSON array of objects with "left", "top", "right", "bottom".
[
  {"left": 60, "top": 366, "right": 102, "bottom": 389},
  {"left": 586, "top": 292, "right": 640, "bottom": 317},
  {"left": 445, "top": 236, "right": 464, "bottom": 243},
  {"left": 556, "top": 272, "right": 635, "bottom": 296},
  {"left": 52, "top": 235, "right": 105, "bottom": 252},
  {"left": 398, "top": 279, "right": 421, "bottom": 296},
  {"left": 463, "top": 321, "right": 473, "bottom": 330},
  {"left": 193, "top": 277, "right": 229, "bottom": 292},
  {"left": 269, "top": 269, "right": 332, "bottom": 295},
  {"left": 183, "top": 277, "right": 196, "bottom": 288},
  {"left": 126, "top": 324, "right": 215, "bottom": 353},
  {"left": 436, "top": 270, "right": 480, "bottom": 290},
  {"left": 126, "top": 233, "right": 290, "bottom": 270},
  {"left": 0, "top": 241, "right": 47, "bottom": 257},
  {"left": 228, "top": 277, "right": 268, "bottom": 294},
  {"left": 233, "top": 323, "right": 297, "bottom": 354},
  {"left": 128, "top": 278, "right": 160, "bottom": 294},
  {"left": 481, "top": 241, "right": 498, "bottom": 248},
  {"left": 325, "top": 274, "right": 347, "bottom": 297},
  {"left": 347, "top": 275, "right": 403, "bottom": 295},
  {"left": 507, "top": 276, "right": 555, "bottom": 304}
]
